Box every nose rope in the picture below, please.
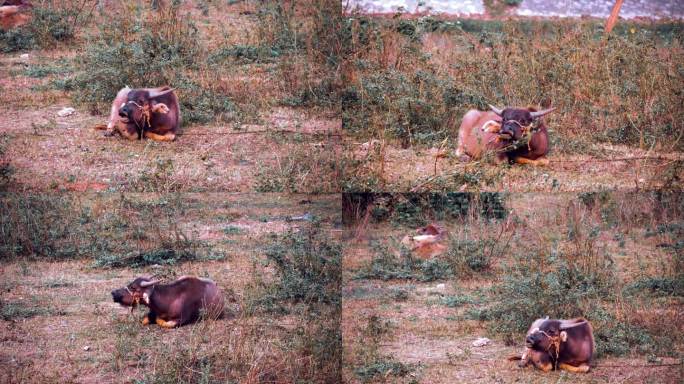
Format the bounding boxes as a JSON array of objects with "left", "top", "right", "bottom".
[
  {"left": 501, "top": 120, "right": 538, "bottom": 152},
  {"left": 537, "top": 330, "right": 561, "bottom": 370},
  {"left": 125, "top": 286, "right": 141, "bottom": 308},
  {"left": 125, "top": 101, "right": 152, "bottom": 139}
]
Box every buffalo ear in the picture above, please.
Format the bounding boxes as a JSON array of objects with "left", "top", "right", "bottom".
[
  {"left": 151, "top": 103, "right": 170, "bottom": 114},
  {"left": 560, "top": 331, "right": 568, "bottom": 342}
]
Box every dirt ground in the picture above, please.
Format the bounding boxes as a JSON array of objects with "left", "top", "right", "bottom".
[
  {"left": 0, "top": 193, "right": 341, "bottom": 383},
  {"left": 0, "top": 51, "right": 340, "bottom": 193},
  {"left": 341, "top": 194, "right": 683, "bottom": 383},
  {"left": 347, "top": 141, "right": 683, "bottom": 192}
]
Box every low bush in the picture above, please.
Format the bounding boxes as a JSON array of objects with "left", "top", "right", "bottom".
[
  {"left": 355, "top": 242, "right": 452, "bottom": 282},
  {"left": 246, "top": 222, "right": 342, "bottom": 381},
  {"left": 0, "top": 194, "right": 218, "bottom": 266},
  {"left": 0, "top": 2, "right": 94, "bottom": 52},
  {"left": 66, "top": 2, "right": 236, "bottom": 125},
  {"left": 342, "top": 192, "right": 507, "bottom": 226},
  {"left": 253, "top": 143, "right": 341, "bottom": 193},
  {"left": 0, "top": 300, "right": 61, "bottom": 320},
  {"left": 343, "top": 17, "right": 684, "bottom": 152},
  {"left": 252, "top": 222, "right": 342, "bottom": 312},
  {"left": 352, "top": 315, "right": 417, "bottom": 383}
]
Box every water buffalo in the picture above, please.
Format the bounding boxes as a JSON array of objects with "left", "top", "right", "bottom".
[
  {"left": 514, "top": 317, "right": 595, "bottom": 373},
  {"left": 400, "top": 223, "right": 448, "bottom": 259},
  {"left": 0, "top": 1, "right": 31, "bottom": 29},
  {"left": 456, "top": 105, "right": 555, "bottom": 166},
  {"left": 105, "top": 86, "right": 180, "bottom": 142},
  {"left": 111, "top": 276, "right": 224, "bottom": 328}
]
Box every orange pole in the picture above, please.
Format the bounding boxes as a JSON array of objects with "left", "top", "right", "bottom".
[{"left": 605, "top": 0, "right": 624, "bottom": 34}]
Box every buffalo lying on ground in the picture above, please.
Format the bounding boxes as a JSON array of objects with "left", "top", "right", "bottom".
[
  {"left": 513, "top": 317, "right": 595, "bottom": 373},
  {"left": 456, "top": 105, "right": 555, "bottom": 166},
  {"left": 0, "top": 1, "right": 31, "bottom": 29},
  {"left": 105, "top": 86, "right": 180, "bottom": 142},
  {"left": 400, "top": 223, "right": 448, "bottom": 259},
  {"left": 111, "top": 276, "right": 224, "bottom": 328}
]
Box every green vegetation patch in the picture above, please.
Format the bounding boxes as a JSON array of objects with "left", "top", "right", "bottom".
[{"left": 343, "top": 17, "right": 684, "bottom": 152}]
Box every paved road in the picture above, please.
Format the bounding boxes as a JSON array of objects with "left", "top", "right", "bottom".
[{"left": 344, "top": 0, "right": 684, "bottom": 19}]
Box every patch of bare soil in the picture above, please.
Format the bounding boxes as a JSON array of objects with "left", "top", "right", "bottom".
[
  {"left": 348, "top": 141, "right": 683, "bottom": 192},
  {"left": 0, "top": 103, "right": 339, "bottom": 192},
  {"left": 343, "top": 277, "right": 682, "bottom": 384},
  {"left": 341, "top": 195, "right": 683, "bottom": 383},
  {"left": 0, "top": 194, "right": 340, "bottom": 383}
]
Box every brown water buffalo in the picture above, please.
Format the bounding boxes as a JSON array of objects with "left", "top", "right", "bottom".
[
  {"left": 0, "top": 1, "right": 31, "bottom": 29},
  {"left": 400, "top": 223, "right": 448, "bottom": 259},
  {"left": 456, "top": 105, "right": 555, "bottom": 166},
  {"left": 111, "top": 276, "right": 224, "bottom": 328},
  {"left": 514, "top": 317, "right": 595, "bottom": 373},
  {"left": 105, "top": 86, "right": 180, "bottom": 142}
]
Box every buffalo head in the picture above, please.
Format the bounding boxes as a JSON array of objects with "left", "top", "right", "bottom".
[
  {"left": 118, "top": 88, "right": 174, "bottom": 126},
  {"left": 111, "top": 276, "right": 160, "bottom": 308},
  {"left": 488, "top": 104, "right": 555, "bottom": 141},
  {"left": 525, "top": 319, "right": 567, "bottom": 351}
]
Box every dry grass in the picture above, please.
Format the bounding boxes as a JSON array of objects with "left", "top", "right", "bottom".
[
  {"left": 0, "top": 193, "right": 341, "bottom": 383},
  {"left": 342, "top": 192, "right": 683, "bottom": 383},
  {"left": 341, "top": 16, "right": 684, "bottom": 191},
  {"left": 0, "top": 0, "right": 343, "bottom": 193}
]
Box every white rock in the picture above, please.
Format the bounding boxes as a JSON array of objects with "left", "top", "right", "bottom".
[
  {"left": 426, "top": 283, "right": 446, "bottom": 293},
  {"left": 57, "top": 107, "right": 76, "bottom": 117},
  {"left": 472, "top": 337, "right": 490, "bottom": 347},
  {"left": 20, "top": 53, "right": 29, "bottom": 60},
  {"left": 83, "top": 346, "right": 90, "bottom": 351}
]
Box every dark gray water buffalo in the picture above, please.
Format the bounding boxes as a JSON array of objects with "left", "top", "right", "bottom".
[
  {"left": 106, "top": 86, "right": 180, "bottom": 142},
  {"left": 111, "top": 276, "right": 224, "bottom": 328},
  {"left": 513, "top": 317, "right": 595, "bottom": 373}
]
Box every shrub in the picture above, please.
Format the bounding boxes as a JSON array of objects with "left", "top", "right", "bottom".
[
  {"left": 252, "top": 222, "right": 342, "bottom": 312},
  {"left": 343, "top": 193, "right": 507, "bottom": 226},
  {"left": 351, "top": 315, "right": 417, "bottom": 383},
  {"left": 0, "top": 2, "right": 95, "bottom": 52},
  {"left": 68, "top": 3, "right": 235, "bottom": 124},
  {"left": 0, "top": 134, "right": 15, "bottom": 191},
  {"left": 253, "top": 143, "right": 341, "bottom": 193},
  {"left": 471, "top": 248, "right": 616, "bottom": 340},
  {"left": 0, "top": 300, "right": 61, "bottom": 320},
  {"left": 343, "top": 17, "right": 684, "bottom": 152},
  {"left": 0, "top": 194, "right": 84, "bottom": 260},
  {"left": 246, "top": 222, "right": 342, "bottom": 381},
  {"left": 355, "top": 242, "right": 452, "bottom": 282},
  {"left": 445, "top": 238, "right": 500, "bottom": 277}
]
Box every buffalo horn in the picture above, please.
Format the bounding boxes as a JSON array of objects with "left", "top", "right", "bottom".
[
  {"left": 488, "top": 104, "right": 504, "bottom": 116},
  {"left": 530, "top": 107, "right": 556, "bottom": 119},
  {"left": 139, "top": 279, "right": 160, "bottom": 288}
]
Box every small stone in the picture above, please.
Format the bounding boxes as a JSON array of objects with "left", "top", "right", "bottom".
[
  {"left": 57, "top": 107, "right": 76, "bottom": 117},
  {"left": 83, "top": 346, "right": 90, "bottom": 351},
  {"left": 20, "top": 53, "right": 29, "bottom": 60},
  {"left": 472, "top": 337, "right": 490, "bottom": 347}
]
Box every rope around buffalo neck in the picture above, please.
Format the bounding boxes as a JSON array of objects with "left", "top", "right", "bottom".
[
  {"left": 538, "top": 330, "right": 561, "bottom": 370},
  {"left": 125, "top": 286, "right": 140, "bottom": 312},
  {"left": 126, "top": 101, "right": 152, "bottom": 137}
]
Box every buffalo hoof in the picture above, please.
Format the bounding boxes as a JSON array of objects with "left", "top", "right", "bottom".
[{"left": 155, "top": 318, "right": 178, "bottom": 328}]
